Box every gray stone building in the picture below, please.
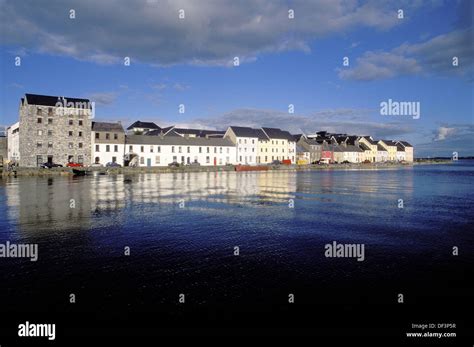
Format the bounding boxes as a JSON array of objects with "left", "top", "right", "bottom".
[
  {"left": 18, "top": 93, "right": 93, "bottom": 167},
  {"left": 0, "top": 135, "right": 7, "bottom": 166}
]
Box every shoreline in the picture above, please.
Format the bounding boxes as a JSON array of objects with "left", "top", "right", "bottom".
[{"left": 0, "top": 159, "right": 455, "bottom": 177}]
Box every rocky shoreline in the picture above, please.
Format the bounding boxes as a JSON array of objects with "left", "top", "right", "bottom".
[{"left": 0, "top": 160, "right": 454, "bottom": 177}]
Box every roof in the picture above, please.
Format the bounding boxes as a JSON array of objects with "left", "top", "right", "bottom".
[
  {"left": 262, "top": 127, "right": 295, "bottom": 141},
  {"left": 398, "top": 141, "right": 413, "bottom": 147},
  {"left": 346, "top": 136, "right": 359, "bottom": 145},
  {"left": 24, "top": 93, "right": 91, "bottom": 108},
  {"left": 92, "top": 122, "right": 124, "bottom": 132},
  {"left": 359, "top": 143, "right": 371, "bottom": 151},
  {"left": 228, "top": 126, "right": 265, "bottom": 139},
  {"left": 126, "top": 135, "right": 235, "bottom": 147},
  {"left": 396, "top": 144, "right": 405, "bottom": 151},
  {"left": 381, "top": 140, "right": 398, "bottom": 146},
  {"left": 377, "top": 144, "right": 388, "bottom": 151},
  {"left": 362, "top": 136, "right": 377, "bottom": 145},
  {"left": 173, "top": 128, "right": 226, "bottom": 138},
  {"left": 127, "top": 121, "right": 161, "bottom": 130}
]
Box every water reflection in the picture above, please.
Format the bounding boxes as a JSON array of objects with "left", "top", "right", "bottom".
[{"left": 0, "top": 168, "right": 418, "bottom": 237}]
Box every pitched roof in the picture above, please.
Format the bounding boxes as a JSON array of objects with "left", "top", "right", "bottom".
[
  {"left": 261, "top": 127, "right": 295, "bottom": 141},
  {"left": 228, "top": 126, "right": 269, "bottom": 140},
  {"left": 377, "top": 144, "right": 388, "bottom": 151},
  {"left": 359, "top": 143, "right": 371, "bottom": 151},
  {"left": 397, "top": 141, "right": 413, "bottom": 147},
  {"left": 173, "top": 128, "right": 226, "bottom": 138},
  {"left": 127, "top": 121, "right": 161, "bottom": 130},
  {"left": 126, "top": 135, "right": 235, "bottom": 147},
  {"left": 362, "top": 136, "right": 377, "bottom": 145},
  {"left": 24, "top": 93, "right": 91, "bottom": 108},
  {"left": 396, "top": 144, "right": 405, "bottom": 151},
  {"left": 381, "top": 140, "right": 398, "bottom": 146},
  {"left": 92, "top": 122, "right": 124, "bottom": 132},
  {"left": 342, "top": 145, "right": 364, "bottom": 152}
]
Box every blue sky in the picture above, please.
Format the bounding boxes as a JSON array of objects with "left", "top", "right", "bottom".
[{"left": 0, "top": 0, "right": 472, "bottom": 156}]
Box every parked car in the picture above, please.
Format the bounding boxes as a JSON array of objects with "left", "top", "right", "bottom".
[
  {"left": 168, "top": 161, "right": 180, "bottom": 167},
  {"left": 106, "top": 162, "right": 121, "bottom": 167},
  {"left": 342, "top": 160, "right": 350, "bottom": 164},
  {"left": 187, "top": 161, "right": 200, "bottom": 166},
  {"left": 41, "top": 162, "right": 63, "bottom": 169},
  {"left": 318, "top": 159, "right": 330, "bottom": 165},
  {"left": 271, "top": 160, "right": 282, "bottom": 165},
  {"left": 66, "top": 162, "right": 83, "bottom": 167},
  {"left": 90, "top": 162, "right": 104, "bottom": 167}
]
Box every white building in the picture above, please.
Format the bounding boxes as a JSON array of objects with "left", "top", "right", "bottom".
[
  {"left": 224, "top": 126, "right": 262, "bottom": 165},
  {"left": 125, "top": 135, "right": 236, "bottom": 166},
  {"left": 91, "top": 122, "right": 126, "bottom": 165},
  {"left": 7, "top": 122, "right": 20, "bottom": 162},
  {"left": 396, "top": 144, "right": 406, "bottom": 161}
]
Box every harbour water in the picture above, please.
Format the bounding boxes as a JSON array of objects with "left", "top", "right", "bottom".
[{"left": 0, "top": 161, "right": 472, "bottom": 337}]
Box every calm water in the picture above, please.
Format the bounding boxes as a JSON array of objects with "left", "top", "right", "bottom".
[{"left": 0, "top": 161, "right": 473, "bottom": 337}]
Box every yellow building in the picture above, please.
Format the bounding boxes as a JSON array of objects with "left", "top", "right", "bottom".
[
  {"left": 260, "top": 127, "right": 296, "bottom": 164},
  {"left": 379, "top": 140, "right": 398, "bottom": 161},
  {"left": 357, "top": 136, "right": 378, "bottom": 162}
]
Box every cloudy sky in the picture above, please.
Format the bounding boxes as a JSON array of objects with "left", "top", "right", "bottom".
[{"left": 0, "top": 0, "right": 473, "bottom": 156}]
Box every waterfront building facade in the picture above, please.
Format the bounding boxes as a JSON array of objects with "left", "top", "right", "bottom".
[
  {"left": 17, "top": 94, "right": 92, "bottom": 167},
  {"left": 224, "top": 126, "right": 261, "bottom": 164},
  {"left": 91, "top": 122, "right": 126, "bottom": 166}
]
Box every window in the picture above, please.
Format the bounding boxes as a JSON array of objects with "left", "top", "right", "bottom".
[
  {"left": 172, "top": 146, "right": 175, "bottom": 153},
  {"left": 114, "top": 145, "right": 118, "bottom": 152},
  {"left": 48, "top": 118, "right": 53, "bottom": 124},
  {"left": 155, "top": 156, "right": 160, "bottom": 164},
  {"left": 178, "top": 146, "right": 182, "bottom": 153},
  {"left": 77, "top": 155, "right": 84, "bottom": 164},
  {"left": 69, "top": 131, "right": 73, "bottom": 137},
  {"left": 69, "top": 120, "right": 73, "bottom": 126},
  {"left": 239, "top": 156, "right": 242, "bottom": 162},
  {"left": 140, "top": 157, "right": 144, "bottom": 165},
  {"left": 95, "top": 157, "right": 100, "bottom": 163},
  {"left": 206, "top": 156, "right": 210, "bottom": 164},
  {"left": 36, "top": 155, "right": 43, "bottom": 167},
  {"left": 157, "top": 146, "right": 161, "bottom": 153},
  {"left": 79, "top": 143, "right": 83, "bottom": 149},
  {"left": 252, "top": 139, "right": 254, "bottom": 144},
  {"left": 48, "top": 130, "right": 53, "bottom": 136},
  {"left": 36, "top": 108, "right": 42, "bottom": 115},
  {"left": 36, "top": 142, "right": 42, "bottom": 148},
  {"left": 114, "top": 133, "right": 118, "bottom": 140},
  {"left": 48, "top": 107, "right": 53, "bottom": 115},
  {"left": 112, "top": 156, "right": 117, "bottom": 163},
  {"left": 78, "top": 120, "right": 83, "bottom": 126},
  {"left": 207, "top": 147, "right": 210, "bottom": 153},
  {"left": 214, "top": 147, "right": 217, "bottom": 153},
  {"left": 219, "top": 158, "right": 222, "bottom": 165},
  {"left": 48, "top": 142, "right": 53, "bottom": 148},
  {"left": 96, "top": 145, "right": 100, "bottom": 152},
  {"left": 129, "top": 145, "right": 133, "bottom": 151},
  {"left": 37, "top": 130, "right": 43, "bottom": 136},
  {"left": 187, "top": 147, "right": 190, "bottom": 153},
  {"left": 150, "top": 146, "right": 154, "bottom": 153},
  {"left": 172, "top": 156, "right": 177, "bottom": 162},
  {"left": 220, "top": 147, "right": 222, "bottom": 154},
  {"left": 244, "top": 139, "right": 247, "bottom": 144},
  {"left": 106, "top": 145, "right": 110, "bottom": 152},
  {"left": 199, "top": 147, "right": 202, "bottom": 153},
  {"left": 227, "top": 148, "right": 229, "bottom": 153},
  {"left": 37, "top": 118, "right": 42, "bottom": 124},
  {"left": 239, "top": 139, "right": 241, "bottom": 144},
  {"left": 68, "top": 155, "right": 74, "bottom": 162},
  {"left": 95, "top": 133, "right": 100, "bottom": 139},
  {"left": 140, "top": 146, "right": 144, "bottom": 152},
  {"left": 68, "top": 143, "right": 73, "bottom": 149},
  {"left": 78, "top": 131, "right": 83, "bottom": 137},
  {"left": 106, "top": 133, "right": 110, "bottom": 140}
]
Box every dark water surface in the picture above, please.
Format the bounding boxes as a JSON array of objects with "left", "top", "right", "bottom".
[{"left": 0, "top": 161, "right": 473, "bottom": 338}]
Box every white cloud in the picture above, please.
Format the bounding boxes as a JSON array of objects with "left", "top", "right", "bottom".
[
  {"left": 339, "top": 28, "right": 473, "bottom": 81},
  {"left": 0, "top": 0, "right": 426, "bottom": 66}
]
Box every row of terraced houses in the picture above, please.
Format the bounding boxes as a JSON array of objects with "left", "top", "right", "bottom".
[{"left": 3, "top": 94, "right": 413, "bottom": 167}]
